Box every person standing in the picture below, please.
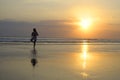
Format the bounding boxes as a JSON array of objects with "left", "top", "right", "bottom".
[{"left": 31, "top": 28, "right": 39, "bottom": 48}]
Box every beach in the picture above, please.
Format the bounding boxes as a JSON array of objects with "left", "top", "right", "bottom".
[
  {"left": 0, "top": 42, "right": 120, "bottom": 80},
  {"left": 0, "top": 0, "right": 120, "bottom": 80}
]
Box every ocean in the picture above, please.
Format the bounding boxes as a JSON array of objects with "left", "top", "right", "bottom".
[{"left": 0, "top": 37, "right": 120, "bottom": 80}]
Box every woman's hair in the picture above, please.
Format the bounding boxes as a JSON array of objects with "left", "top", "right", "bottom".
[{"left": 33, "top": 28, "right": 37, "bottom": 32}]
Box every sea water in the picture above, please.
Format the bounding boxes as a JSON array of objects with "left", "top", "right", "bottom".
[{"left": 0, "top": 37, "right": 120, "bottom": 80}]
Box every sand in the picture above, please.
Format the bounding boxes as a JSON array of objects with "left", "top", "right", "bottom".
[{"left": 0, "top": 42, "right": 120, "bottom": 80}]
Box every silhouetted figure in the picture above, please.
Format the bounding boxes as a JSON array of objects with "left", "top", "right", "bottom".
[
  {"left": 31, "top": 48, "right": 38, "bottom": 68},
  {"left": 31, "top": 28, "right": 39, "bottom": 48}
]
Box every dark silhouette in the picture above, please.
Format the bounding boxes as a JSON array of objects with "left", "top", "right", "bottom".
[
  {"left": 31, "top": 48, "right": 38, "bottom": 68},
  {"left": 31, "top": 28, "right": 39, "bottom": 48}
]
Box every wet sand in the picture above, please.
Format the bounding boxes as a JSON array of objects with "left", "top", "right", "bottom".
[{"left": 0, "top": 43, "right": 120, "bottom": 80}]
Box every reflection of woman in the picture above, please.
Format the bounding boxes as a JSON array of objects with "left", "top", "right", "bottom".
[
  {"left": 31, "top": 28, "right": 39, "bottom": 48},
  {"left": 31, "top": 48, "right": 38, "bottom": 67},
  {"left": 31, "top": 58, "right": 37, "bottom": 67}
]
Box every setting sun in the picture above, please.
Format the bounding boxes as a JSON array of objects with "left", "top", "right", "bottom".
[{"left": 80, "top": 18, "right": 93, "bottom": 29}]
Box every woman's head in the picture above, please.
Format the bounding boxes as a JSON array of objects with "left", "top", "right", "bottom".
[{"left": 33, "top": 28, "right": 36, "bottom": 32}]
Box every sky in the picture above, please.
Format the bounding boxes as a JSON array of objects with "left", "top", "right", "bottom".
[{"left": 0, "top": 0, "right": 120, "bottom": 39}]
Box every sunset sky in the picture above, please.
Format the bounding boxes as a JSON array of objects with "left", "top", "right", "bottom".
[{"left": 0, "top": 0, "right": 120, "bottom": 39}]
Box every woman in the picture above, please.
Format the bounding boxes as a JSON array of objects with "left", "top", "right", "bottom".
[{"left": 31, "top": 28, "right": 39, "bottom": 48}]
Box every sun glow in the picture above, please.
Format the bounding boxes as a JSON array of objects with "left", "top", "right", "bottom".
[{"left": 80, "top": 18, "right": 93, "bottom": 29}]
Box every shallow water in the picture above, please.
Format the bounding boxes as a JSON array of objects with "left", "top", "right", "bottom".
[{"left": 0, "top": 43, "right": 120, "bottom": 80}]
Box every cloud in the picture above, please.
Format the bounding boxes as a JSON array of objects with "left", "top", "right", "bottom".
[
  {"left": 0, "top": 19, "right": 120, "bottom": 39},
  {"left": 0, "top": 20, "right": 75, "bottom": 37}
]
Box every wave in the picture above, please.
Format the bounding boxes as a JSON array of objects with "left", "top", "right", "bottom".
[{"left": 0, "top": 37, "right": 120, "bottom": 44}]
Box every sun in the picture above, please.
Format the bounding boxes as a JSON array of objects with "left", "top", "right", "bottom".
[{"left": 79, "top": 18, "right": 92, "bottom": 29}]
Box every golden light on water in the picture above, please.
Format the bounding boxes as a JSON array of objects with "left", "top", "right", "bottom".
[
  {"left": 75, "top": 40, "right": 95, "bottom": 79},
  {"left": 80, "top": 72, "right": 88, "bottom": 79},
  {"left": 82, "top": 42, "right": 88, "bottom": 60},
  {"left": 79, "top": 41, "right": 89, "bottom": 78},
  {"left": 81, "top": 41, "right": 88, "bottom": 69}
]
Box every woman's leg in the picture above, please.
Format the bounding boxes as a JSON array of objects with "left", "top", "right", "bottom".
[
  {"left": 33, "top": 41, "right": 36, "bottom": 48},
  {"left": 33, "top": 39, "right": 37, "bottom": 48}
]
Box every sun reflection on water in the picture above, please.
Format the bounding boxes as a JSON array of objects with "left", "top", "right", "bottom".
[
  {"left": 80, "top": 41, "right": 90, "bottom": 79},
  {"left": 81, "top": 41, "right": 89, "bottom": 69}
]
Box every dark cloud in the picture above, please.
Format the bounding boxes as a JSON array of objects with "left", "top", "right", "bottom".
[{"left": 0, "top": 20, "right": 75, "bottom": 38}]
